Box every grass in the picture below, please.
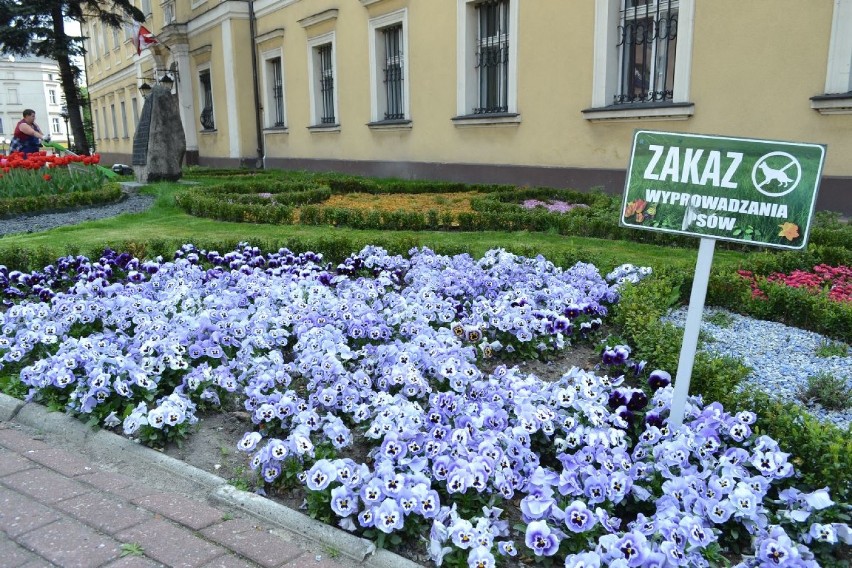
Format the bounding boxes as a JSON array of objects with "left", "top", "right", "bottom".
[
  {"left": 0, "top": 181, "right": 753, "bottom": 274},
  {"left": 815, "top": 339, "right": 850, "bottom": 358},
  {"left": 119, "top": 543, "right": 145, "bottom": 557},
  {"left": 706, "top": 311, "right": 736, "bottom": 328}
]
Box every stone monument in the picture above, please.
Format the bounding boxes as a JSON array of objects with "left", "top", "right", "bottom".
[{"left": 133, "top": 85, "right": 186, "bottom": 183}]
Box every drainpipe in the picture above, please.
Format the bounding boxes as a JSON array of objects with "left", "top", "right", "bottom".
[{"left": 248, "top": 0, "right": 264, "bottom": 169}]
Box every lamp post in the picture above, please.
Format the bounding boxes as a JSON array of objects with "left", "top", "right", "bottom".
[
  {"left": 59, "top": 107, "right": 71, "bottom": 150},
  {"left": 139, "top": 82, "right": 152, "bottom": 98},
  {"left": 0, "top": 137, "right": 6, "bottom": 155}
]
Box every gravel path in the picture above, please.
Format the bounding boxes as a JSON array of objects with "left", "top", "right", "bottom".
[
  {"left": 0, "top": 192, "right": 156, "bottom": 237},
  {"left": 664, "top": 306, "right": 852, "bottom": 429}
]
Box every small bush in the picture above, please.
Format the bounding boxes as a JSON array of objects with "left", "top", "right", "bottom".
[{"left": 797, "top": 371, "right": 852, "bottom": 411}]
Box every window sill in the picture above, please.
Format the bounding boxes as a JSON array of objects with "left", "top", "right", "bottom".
[
  {"left": 200, "top": 129, "right": 217, "bottom": 134},
  {"left": 810, "top": 93, "right": 852, "bottom": 115},
  {"left": 367, "top": 119, "right": 412, "bottom": 131},
  {"left": 582, "top": 101, "right": 695, "bottom": 122},
  {"left": 263, "top": 126, "right": 289, "bottom": 134},
  {"left": 308, "top": 124, "right": 341, "bottom": 132},
  {"left": 451, "top": 113, "right": 521, "bottom": 127}
]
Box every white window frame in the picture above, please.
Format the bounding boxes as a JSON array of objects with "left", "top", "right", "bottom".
[
  {"left": 51, "top": 117, "right": 62, "bottom": 134},
  {"left": 584, "top": 0, "right": 695, "bottom": 122},
  {"left": 262, "top": 49, "right": 287, "bottom": 129},
  {"left": 131, "top": 97, "right": 139, "bottom": 125},
  {"left": 163, "top": 0, "right": 176, "bottom": 25},
  {"left": 48, "top": 89, "right": 57, "bottom": 105},
  {"left": 120, "top": 100, "right": 129, "bottom": 137},
  {"left": 8, "top": 88, "right": 19, "bottom": 105},
  {"left": 811, "top": 0, "right": 852, "bottom": 114},
  {"left": 368, "top": 9, "right": 410, "bottom": 126},
  {"left": 141, "top": 0, "right": 152, "bottom": 16},
  {"left": 455, "top": 0, "right": 519, "bottom": 125},
  {"left": 111, "top": 103, "right": 118, "bottom": 139},
  {"left": 306, "top": 32, "right": 339, "bottom": 129},
  {"left": 90, "top": 23, "right": 99, "bottom": 59}
]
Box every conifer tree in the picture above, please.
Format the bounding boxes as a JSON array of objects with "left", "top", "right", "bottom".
[{"left": 0, "top": 0, "right": 144, "bottom": 154}]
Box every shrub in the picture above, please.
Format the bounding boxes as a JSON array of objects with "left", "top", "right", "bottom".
[{"left": 797, "top": 371, "right": 852, "bottom": 411}]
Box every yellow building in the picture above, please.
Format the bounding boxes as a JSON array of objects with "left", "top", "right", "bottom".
[{"left": 85, "top": 0, "right": 852, "bottom": 213}]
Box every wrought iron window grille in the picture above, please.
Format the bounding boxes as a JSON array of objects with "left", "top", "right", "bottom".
[
  {"left": 270, "top": 58, "right": 285, "bottom": 127},
  {"left": 474, "top": 0, "right": 510, "bottom": 115},
  {"left": 382, "top": 25, "right": 405, "bottom": 120},
  {"left": 615, "top": 0, "right": 678, "bottom": 105},
  {"left": 199, "top": 71, "right": 215, "bottom": 130},
  {"left": 318, "top": 44, "right": 335, "bottom": 124}
]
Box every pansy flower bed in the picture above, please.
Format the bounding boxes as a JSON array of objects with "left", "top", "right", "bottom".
[{"left": 1, "top": 244, "right": 849, "bottom": 567}]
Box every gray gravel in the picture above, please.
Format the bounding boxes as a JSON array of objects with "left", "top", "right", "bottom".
[
  {"left": 0, "top": 191, "right": 155, "bottom": 237},
  {"left": 664, "top": 306, "right": 852, "bottom": 430}
]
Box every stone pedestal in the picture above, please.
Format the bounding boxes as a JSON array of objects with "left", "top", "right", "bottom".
[{"left": 133, "top": 86, "right": 186, "bottom": 183}]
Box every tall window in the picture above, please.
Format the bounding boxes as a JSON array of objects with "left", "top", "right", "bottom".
[
  {"left": 0, "top": 118, "right": 4, "bottom": 133},
  {"left": 268, "top": 57, "right": 285, "bottom": 127},
  {"left": 475, "top": 0, "right": 509, "bottom": 114},
  {"left": 141, "top": 0, "right": 151, "bottom": 15},
  {"left": 382, "top": 25, "right": 404, "bottom": 120},
  {"left": 111, "top": 104, "right": 118, "bottom": 138},
  {"left": 9, "top": 89, "right": 18, "bottom": 104},
  {"left": 131, "top": 97, "right": 139, "bottom": 125},
  {"left": 49, "top": 89, "right": 58, "bottom": 104},
  {"left": 317, "top": 44, "right": 335, "bottom": 124},
  {"left": 120, "top": 101, "right": 128, "bottom": 137},
  {"left": 51, "top": 117, "right": 62, "bottom": 134},
  {"left": 199, "top": 70, "right": 215, "bottom": 130},
  {"left": 90, "top": 24, "right": 99, "bottom": 59},
  {"left": 112, "top": 26, "right": 121, "bottom": 50},
  {"left": 615, "top": 0, "right": 678, "bottom": 104}
]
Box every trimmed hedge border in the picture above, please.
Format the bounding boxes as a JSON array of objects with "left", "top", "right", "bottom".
[
  {"left": 0, "top": 183, "right": 124, "bottom": 218},
  {"left": 173, "top": 173, "right": 852, "bottom": 254}
]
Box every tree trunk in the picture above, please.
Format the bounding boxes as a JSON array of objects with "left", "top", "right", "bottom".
[{"left": 50, "top": 5, "right": 88, "bottom": 154}]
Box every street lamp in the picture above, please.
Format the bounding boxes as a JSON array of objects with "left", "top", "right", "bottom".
[
  {"left": 59, "top": 107, "right": 71, "bottom": 149},
  {"left": 139, "top": 82, "right": 152, "bottom": 97}
]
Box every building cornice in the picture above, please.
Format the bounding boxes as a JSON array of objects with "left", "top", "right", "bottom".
[
  {"left": 255, "top": 28, "right": 285, "bottom": 44},
  {"left": 187, "top": 1, "right": 249, "bottom": 36},
  {"left": 299, "top": 9, "right": 338, "bottom": 29}
]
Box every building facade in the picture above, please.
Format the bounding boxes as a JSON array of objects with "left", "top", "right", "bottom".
[
  {"left": 0, "top": 55, "right": 73, "bottom": 153},
  {"left": 86, "top": 0, "right": 852, "bottom": 213}
]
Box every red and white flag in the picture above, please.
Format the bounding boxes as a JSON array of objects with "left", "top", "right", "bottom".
[{"left": 130, "top": 22, "right": 158, "bottom": 56}]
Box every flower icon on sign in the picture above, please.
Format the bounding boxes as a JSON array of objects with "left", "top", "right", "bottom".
[
  {"left": 624, "top": 199, "right": 648, "bottom": 223},
  {"left": 778, "top": 221, "right": 800, "bottom": 242}
]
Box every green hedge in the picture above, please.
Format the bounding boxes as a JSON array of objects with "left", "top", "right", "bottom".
[
  {"left": 173, "top": 172, "right": 852, "bottom": 257},
  {"left": 0, "top": 184, "right": 123, "bottom": 217},
  {"left": 611, "top": 268, "right": 852, "bottom": 503}
]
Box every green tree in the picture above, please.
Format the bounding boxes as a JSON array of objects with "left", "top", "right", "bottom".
[{"left": 0, "top": 0, "right": 143, "bottom": 154}]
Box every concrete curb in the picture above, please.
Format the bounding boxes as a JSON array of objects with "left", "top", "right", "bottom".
[
  {"left": 0, "top": 392, "right": 24, "bottom": 422},
  {"left": 2, "top": 397, "right": 423, "bottom": 567},
  {"left": 213, "top": 485, "right": 379, "bottom": 564}
]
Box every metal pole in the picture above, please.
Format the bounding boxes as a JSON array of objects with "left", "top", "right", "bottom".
[
  {"left": 668, "top": 237, "right": 716, "bottom": 429},
  {"left": 248, "top": 0, "right": 264, "bottom": 169}
]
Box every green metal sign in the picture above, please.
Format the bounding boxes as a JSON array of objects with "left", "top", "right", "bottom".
[{"left": 621, "top": 131, "right": 826, "bottom": 250}]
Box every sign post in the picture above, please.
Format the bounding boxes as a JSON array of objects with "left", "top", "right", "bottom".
[{"left": 621, "top": 131, "right": 826, "bottom": 428}]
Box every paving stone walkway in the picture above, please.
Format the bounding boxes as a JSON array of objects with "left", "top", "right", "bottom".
[{"left": 0, "top": 422, "right": 358, "bottom": 568}]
